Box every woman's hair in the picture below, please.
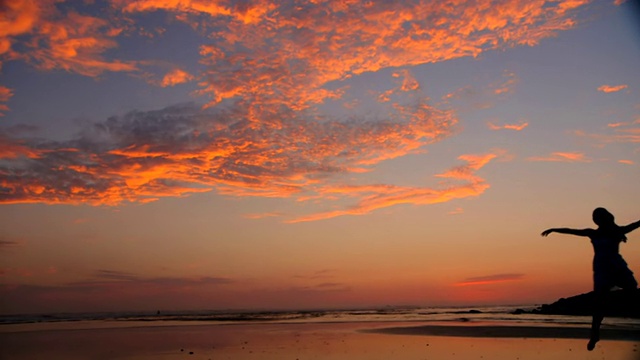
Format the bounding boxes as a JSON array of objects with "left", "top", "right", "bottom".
[{"left": 592, "top": 207, "right": 627, "bottom": 242}]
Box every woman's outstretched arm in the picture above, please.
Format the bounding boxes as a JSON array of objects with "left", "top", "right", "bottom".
[
  {"left": 621, "top": 220, "right": 640, "bottom": 235},
  {"left": 541, "top": 228, "right": 593, "bottom": 237}
]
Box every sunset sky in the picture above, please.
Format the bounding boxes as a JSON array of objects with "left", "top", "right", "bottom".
[{"left": 1, "top": 0, "right": 639, "bottom": 314}]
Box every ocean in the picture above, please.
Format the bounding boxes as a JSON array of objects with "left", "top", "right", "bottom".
[{"left": 2, "top": 305, "right": 640, "bottom": 330}]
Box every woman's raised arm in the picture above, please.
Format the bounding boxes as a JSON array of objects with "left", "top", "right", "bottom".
[{"left": 541, "top": 228, "right": 593, "bottom": 237}]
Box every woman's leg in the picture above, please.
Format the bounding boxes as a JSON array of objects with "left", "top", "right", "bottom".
[{"left": 588, "top": 290, "right": 606, "bottom": 351}]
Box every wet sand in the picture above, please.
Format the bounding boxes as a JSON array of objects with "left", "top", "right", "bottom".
[{"left": 1, "top": 321, "right": 639, "bottom": 359}]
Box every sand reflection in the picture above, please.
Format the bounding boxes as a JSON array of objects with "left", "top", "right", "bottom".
[{"left": 1, "top": 322, "right": 638, "bottom": 359}]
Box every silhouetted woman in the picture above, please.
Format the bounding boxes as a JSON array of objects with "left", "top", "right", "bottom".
[{"left": 541, "top": 207, "right": 640, "bottom": 351}]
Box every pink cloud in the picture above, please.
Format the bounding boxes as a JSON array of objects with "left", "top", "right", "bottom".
[
  {"left": 528, "top": 151, "right": 590, "bottom": 162},
  {"left": 574, "top": 122, "right": 640, "bottom": 144},
  {"left": 487, "top": 120, "right": 528, "bottom": 131},
  {"left": 243, "top": 212, "right": 284, "bottom": 220},
  {"left": 608, "top": 119, "right": 640, "bottom": 128},
  {"left": 492, "top": 71, "right": 518, "bottom": 95},
  {"left": 597, "top": 84, "right": 628, "bottom": 93},
  {"left": 454, "top": 273, "right": 524, "bottom": 287}
]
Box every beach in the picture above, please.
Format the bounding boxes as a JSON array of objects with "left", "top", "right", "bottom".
[{"left": 2, "top": 320, "right": 639, "bottom": 360}]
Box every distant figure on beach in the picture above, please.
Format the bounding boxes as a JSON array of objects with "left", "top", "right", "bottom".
[{"left": 541, "top": 207, "right": 640, "bottom": 351}]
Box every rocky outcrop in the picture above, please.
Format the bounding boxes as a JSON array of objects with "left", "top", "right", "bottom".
[{"left": 531, "top": 289, "right": 640, "bottom": 318}]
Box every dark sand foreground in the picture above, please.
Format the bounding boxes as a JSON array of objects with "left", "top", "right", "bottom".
[{"left": 1, "top": 321, "right": 639, "bottom": 360}]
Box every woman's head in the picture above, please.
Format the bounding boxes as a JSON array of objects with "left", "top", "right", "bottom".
[
  {"left": 592, "top": 207, "right": 627, "bottom": 242},
  {"left": 592, "top": 207, "right": 615, "bottom": 227}
]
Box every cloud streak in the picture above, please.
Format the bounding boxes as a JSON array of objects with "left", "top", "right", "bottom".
[
  {"left": 574, "top": 120, "right": 640, "bottom": 145},
  {"left": 455, "top": 273, "right": 524, "bottom": 286},
  {"left": 288, "top": 152, "right": 499, "bottom": 223},
  {"left": 528, "top": 152, "right": 590, "bottom": 162},
  {"left": 487, "top": 121, "right": 528, "bottom": 131},
  {"left": 0, "top": 240, "right": 20, "bottom": 248},
  {"left": 597, "top": 84, "right": 628, "bottom": 93},
  {"left": 0, "top": 269, "right": 234, "bottom": 312}
]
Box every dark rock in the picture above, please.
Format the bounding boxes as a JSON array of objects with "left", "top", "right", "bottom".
[
  {"left": 532, "top": 288, "right": 640, "bottom": 318},
  {"left": 452, "top": 309, "right": 482, "bottom": 314}
]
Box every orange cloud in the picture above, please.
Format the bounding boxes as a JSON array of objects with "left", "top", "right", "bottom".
[
  {"left": 487, "top": 121, "right": 528, "bottom": 131},
  {"left": 528, "top": 152, "right": 590, "bottom": 162},
  {"left": 243, "top": 212, "right": 284, "bottom": 219},
  {"left": 1, "top": 0, "right": 591, "bottom": 221},
  {"left": 1, "top": 0, "right": 137, "bottom": 78},
  {"left": 608, "top": 122, "right": 626, "bottom": 128},
  {"left": 574, "top": 120, "right": 640, "bottom": 144},
  {"left": 492, "top": 71, "right": 518, "bottom": 95},
  {"left": 0, "top": 0, "right": 41, "bottom": 92},
  {"left": 441, "top": 71, "right": 519, "bottom": 110},
  {"left": 31, "top": 12, "right": 137, "bottom": 76},
  {"left": 0, "top": 0, "right": 40, "bottom": 39},
  {"left": 618, "top": 159, "right": 634, "bottom": 165},
  {"left": 0, "top": 137, "right": 41, "bottom": 159},
  {"left": 287, "top": 151, "right": 498, "bottom": 223},
  {"left": 117, "top": 0, "right": 233, "bottom": 18},
  {"left": 597, "top": 84, "right": 628, "bottom": 93},
  {"left": 0, "top": 101, "right": 457, "bottom": 207},
  {"left": 608, "top": 119, "right": 640, "bottom": 128},
  {"left": 454, "top": 273, "right": 524, "bottom": 287},
  {"left": 378, "top": 70, "right": 421, "bottom": 102},
  {"left": 398, "top": 70, "right": 420, "bottom": 92},
  {"left": 0, "top": 86, "right": 13, "bottom": 116},
  {"left": 160, "top": 68, "right": 194, "bottom": 87},
  {"left": 115, "top": 0, "right": 588, "bottom": 110}
]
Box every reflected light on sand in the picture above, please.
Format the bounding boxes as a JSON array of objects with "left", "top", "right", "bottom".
[{"left": 1, "top": 322, "right": 638, "bottom": 360}]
